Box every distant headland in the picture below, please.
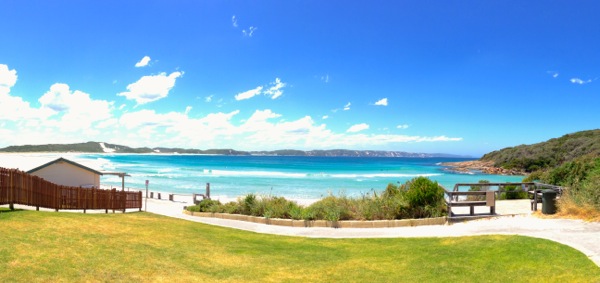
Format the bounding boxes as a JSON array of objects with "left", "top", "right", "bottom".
[{"left": 0, "top": 141, "right": 471, "bottom": 158}]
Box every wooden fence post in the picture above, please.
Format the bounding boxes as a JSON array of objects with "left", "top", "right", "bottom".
[
  {"left": 139, "top": 191, "right": 142, "bottom": 212},
  {"left": 9, "top": 170, "right": 14, "bottom": 210}
]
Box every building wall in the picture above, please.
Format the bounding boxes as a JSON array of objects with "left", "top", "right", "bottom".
[{"left": 30, "top": 161, "right": 100, "bottom": 188}]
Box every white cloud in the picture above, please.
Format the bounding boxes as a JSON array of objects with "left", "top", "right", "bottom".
[
  {"left": 0, "top": 64, "right": 18, "bottom": 94},
  {"left": 235, "top": 78, "right": 287, "bottom": 101},
  {"left": 231, "top": 15, "right": 238, "bottom": 28},
  {"left": 547, "top": 71, "right": 559, "bottom": 78},
  {"left": 235, "top": 86, "right": 263, "bottom": 101},
  {"left": 0, "top": 64, "right": 47, "bottom": 121},
  {"left": 397, "top": 124, "right": 409, "bottom": 129},
  {"left": 374, "top": 98, "right": 388, "bottom": 106},
  {"left": 570, "top": 77, "right": 592, "bottom": 85},
  {"left": 205, "top": 95, "right": 213, "bottom": 102},
  {"left": 264, "top": 78, "right": 286, "bottom": 99},
  {"left": 135, "top": 56, "right": 151, "bottom": 68},
  {"left": 321, "top": 74, "right": 330, "bottom": 83},
  {"left": 242, "top": 26, "right": 257, "bottom": 37},
  {"left": 344, "top": 102, "right": 351, "bottom": 111},
  {"left": 347, "top": 123, "right": 369, "bottom": 133},
  {"left": 118, "top": 71, "right": 183, "bottom": 104},
  {"left": 39, "top": 83, "right": 114, "bottom": 132},
  {"left": 185, "top": 106, "right": 192, "bottom": 115},
  {"left": 322, "top": 115, "right": 329, "bottom": 120},
  {"left": 119, "top": 109, "right": 186, "bottom": 130}
]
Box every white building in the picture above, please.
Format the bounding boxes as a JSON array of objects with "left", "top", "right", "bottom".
[{"left": 26, "top": 157, "right": 103, "bottom": 188}]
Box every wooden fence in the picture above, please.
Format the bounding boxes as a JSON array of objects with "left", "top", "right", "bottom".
[{"left": 0, "top": 167, "right": 142, "bottom": 213}]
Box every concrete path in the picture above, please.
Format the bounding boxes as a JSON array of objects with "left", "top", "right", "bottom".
[{"left": 144, "top": 197, "right": 600, "bottom": 267}]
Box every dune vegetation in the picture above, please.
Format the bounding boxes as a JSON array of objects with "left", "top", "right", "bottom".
[{"left": 187, "top": 177, "right": 447, "bottom": 221}]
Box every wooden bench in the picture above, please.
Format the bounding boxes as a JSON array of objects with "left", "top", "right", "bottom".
[{"left": 446, "top": 190, "right": 495, "bottom": 216}]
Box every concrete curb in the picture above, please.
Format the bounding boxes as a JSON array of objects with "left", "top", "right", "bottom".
[{"left": 184, "top": 210, "right": 447, "bottom": 228}]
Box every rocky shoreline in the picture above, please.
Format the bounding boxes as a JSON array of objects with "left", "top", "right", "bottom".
[{"left": 441, "top": 160, "right": 526, "bottom": 176}]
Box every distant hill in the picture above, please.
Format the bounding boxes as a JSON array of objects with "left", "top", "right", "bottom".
[
  {"left": 481, "top": 129, "right": 600, "bottom": 172},
  {"left": 0, "top": 141, "right": 468, "bottom": 158}
]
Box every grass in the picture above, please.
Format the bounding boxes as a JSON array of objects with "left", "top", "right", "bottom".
[{"left": 1, "top": 210, "right": 599, "bottom": 282}]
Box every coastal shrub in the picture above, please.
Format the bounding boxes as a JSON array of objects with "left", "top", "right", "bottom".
[
  {"left": 351, "top": 192, "right": 378, "bottom": 220},
  {"left": 352, "top": 190, "right": 408, "bottom": 220},
  {"left": 198, "top": 199, "right": 222, "bottom": 211},
  {"left": 222, "top": 202, "right": 240, "bottom": 214},
  {"left": 499, "top": 185, "right": 527, "bottom": 200},
  {"left": 402, "top": 177, "right": 444, "bottom": 207},
  {"left": 383, "top": 183, "right": 401, "bottom": 198},
  {"left": 401, "top": 177, "right": 446, "bottom": 218},
  {"left": 260, "top": 196, "right": 299, "bottom": 219},
  {"left": 467, "top": 180, "right": 490, "bottom": 201},
  {"left": 540, "top": 156, "right": 600, "bottom": 209},
  {"left": 301, "top": 207, "right": 317, "bottom": 221},
  {"left": 307, "top": 195, "right": 352, "bottom": 221},
  {"left": 185, "top": 199, "right": 222, "bottom": 212},
  {"left": 289, "top": 204, "right": 304, "bottom": 220},
  {"left": 241, "top": 194, "right": 257, "bottom": 215}
]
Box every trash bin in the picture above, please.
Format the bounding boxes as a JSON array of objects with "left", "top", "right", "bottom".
[{"left": 542, "top": 189, "right": 557, "bottom": 214}]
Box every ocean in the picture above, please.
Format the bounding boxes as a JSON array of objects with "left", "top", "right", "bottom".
[{"left": 78, "top": 154, "right": 524, "bottom": 200}]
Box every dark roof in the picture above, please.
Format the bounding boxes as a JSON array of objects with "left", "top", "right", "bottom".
[{"left": 26, "top": 157, "right": 104, "bottom": 176}]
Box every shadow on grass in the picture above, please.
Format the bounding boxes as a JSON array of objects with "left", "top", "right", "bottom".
[{"left": 0, "top": 207, "right": 24, "bottom": 213}]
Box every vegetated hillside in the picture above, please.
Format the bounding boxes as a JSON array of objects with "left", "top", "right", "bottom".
[
  {"left": 0, "top": 142, "right": 468, "bottom": 157},
  {"left": 481, "top": 129, "right": 600, "bottom": 172},
  {"left": 0, "top": 142, "right": 150, "bottom": 153},
  {"left": 0, "top": 141, "right": 106, "bottom": 153}
]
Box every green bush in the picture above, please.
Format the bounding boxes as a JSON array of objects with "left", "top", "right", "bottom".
[
  {"left": 468, "top": 180, "right": 490, "bottom": 201},
  {"left": 307, "top": 195, "right": 352, "bottom": 221},
  {"left": 401, "top": 177, "right": 446, "bottom": 218},
  {"left": 540, "top": 156, "right": 600, "bottom": 210},
  {"left": 499, "top": 185, "right": 528, "bottom": 200},
  {"left": 186, "top": 199, "right": 222, "bottom": 212}
]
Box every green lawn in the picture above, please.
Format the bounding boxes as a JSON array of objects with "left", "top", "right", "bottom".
[{"left": 1, "top": 209, "right": 598, "bottom": 282}]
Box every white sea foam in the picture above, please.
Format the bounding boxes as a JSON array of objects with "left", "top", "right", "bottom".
[{"left": 197, "top": 169, "right": 441, "bottom": 179}]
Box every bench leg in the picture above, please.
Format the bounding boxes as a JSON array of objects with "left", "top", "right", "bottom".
[
  {"left": 490, "top": 206, "right": 495, "bottom": 215},
  {"left": 470, "top": 206, "right": 474, "bottom": 215}
]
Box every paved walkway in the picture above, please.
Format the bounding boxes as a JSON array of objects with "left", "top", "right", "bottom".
[{"left": 144, "top": 198, "right": 600, "bottom": 267}]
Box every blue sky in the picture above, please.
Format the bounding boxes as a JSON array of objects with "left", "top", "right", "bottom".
[{"left": 1, "top": 1, "right": 598, "bottom": 157}]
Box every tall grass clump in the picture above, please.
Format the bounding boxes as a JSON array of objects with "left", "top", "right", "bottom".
[{"left": 305, "top": 194, "right": 353, "bottom": 221}]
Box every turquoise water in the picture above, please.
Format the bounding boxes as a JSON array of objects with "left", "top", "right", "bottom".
[{"left": 80, "top": 154, "right": 524, "bottom": 199}]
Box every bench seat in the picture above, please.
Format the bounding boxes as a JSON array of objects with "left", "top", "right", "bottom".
[{"left": 450, "top": 201, "right": 487, "bottom": 207}]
